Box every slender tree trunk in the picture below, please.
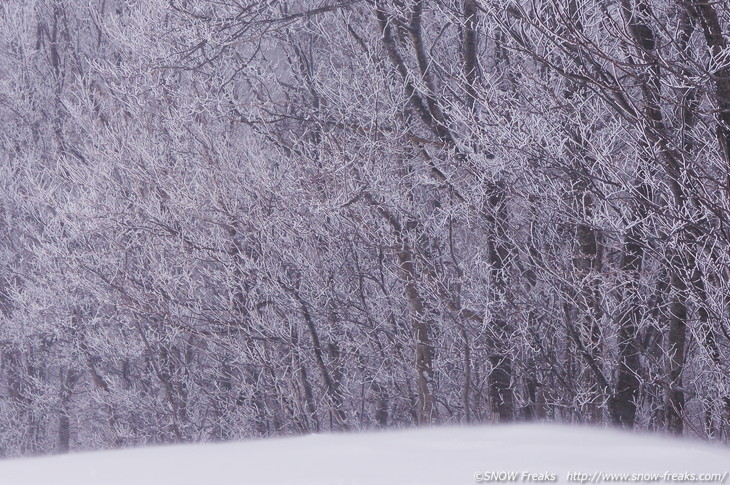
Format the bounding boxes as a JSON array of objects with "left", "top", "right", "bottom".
[
  {"left": 666, "top": 265, "right": 688, "bottom": 434},
  {"left": 612, "top": 219, "right": 644, "bottom": 427},
  {"left": 484, "top": 182, "right": 514, "bottom": 422}
]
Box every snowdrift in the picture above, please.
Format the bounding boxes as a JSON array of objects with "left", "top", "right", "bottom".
[{"left": 0, "top": 424, "right": 727, "bottom": 485}]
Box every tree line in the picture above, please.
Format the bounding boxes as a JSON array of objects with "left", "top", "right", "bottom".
[{"left": 0, "top": 0, "right": 729, "bottom": 456}]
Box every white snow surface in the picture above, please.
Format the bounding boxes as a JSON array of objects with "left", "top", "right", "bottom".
[{"left": 0, "top": 424, "right": 727, "bottom": 485}]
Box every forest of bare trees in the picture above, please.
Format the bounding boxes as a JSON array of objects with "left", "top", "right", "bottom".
[{"left": 0, "top": 0, "right": 729, "bottom": 457}]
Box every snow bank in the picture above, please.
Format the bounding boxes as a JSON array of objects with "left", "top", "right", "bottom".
[{"left": 0, "top": 424, "right": 727, "bottom": 484}]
